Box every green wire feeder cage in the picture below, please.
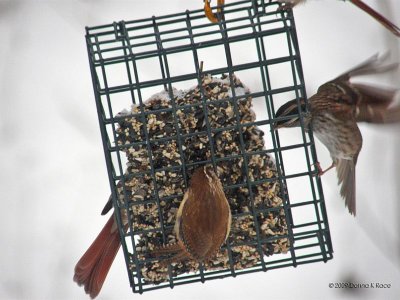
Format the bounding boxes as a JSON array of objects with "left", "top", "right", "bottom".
[{"left": 85, "top": 0, "right": 333, "bottom": 294}]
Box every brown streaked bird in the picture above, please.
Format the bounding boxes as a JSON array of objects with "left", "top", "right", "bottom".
[
  {"left": 275, "top": 53, "right": 400, "bottom": 216},
  {"left": 277, "top": 0, "right": 400, "bottom": 37},
  {"left": 74, "top": 165, "right": 231, "bottom": 298},
  {"left": 152, "top": 165, "right": 232, "bottom": 265}
]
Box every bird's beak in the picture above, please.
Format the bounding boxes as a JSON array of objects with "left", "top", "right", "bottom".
[
  {"left": 273, "top": 116, "right": 301, "bottom": 130},
  {"left": 274, "top": 98, "right": 306, "bottom": 129}
]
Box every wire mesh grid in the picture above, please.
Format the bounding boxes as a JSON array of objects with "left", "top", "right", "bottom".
[{"left": 85, "top": 0, "right": 333, "bottom": 294}]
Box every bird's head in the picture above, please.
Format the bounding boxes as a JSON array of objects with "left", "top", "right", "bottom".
[
  {"left": 274, "top": 98, "right": 309, "bottom": 129},
  {"left": 190, "top": 165, "right": 221, "bottom": 189}
]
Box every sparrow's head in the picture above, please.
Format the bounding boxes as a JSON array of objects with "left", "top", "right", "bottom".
[{"left": 274, "top": 98, "right": 308, "bottom": 129}]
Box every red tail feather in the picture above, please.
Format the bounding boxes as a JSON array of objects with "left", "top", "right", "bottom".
[
  {"left": 350, "top": 0, "right": 400, "bottom": 37},
  {"left": 73, "top": 215, "right": 121, "bottom": 299}
]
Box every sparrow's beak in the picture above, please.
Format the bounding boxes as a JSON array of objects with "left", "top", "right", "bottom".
[{"left": 274, "top": 98, "right": 307, "bottom": 129}]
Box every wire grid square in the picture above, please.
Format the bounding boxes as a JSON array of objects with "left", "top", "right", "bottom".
[{"left": 85, "top": 0, "right": 333, "bottom": 294}]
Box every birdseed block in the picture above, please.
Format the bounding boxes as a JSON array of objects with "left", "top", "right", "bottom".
[{"left": 115, "top": 74, "right": 289, "bottom": 283}]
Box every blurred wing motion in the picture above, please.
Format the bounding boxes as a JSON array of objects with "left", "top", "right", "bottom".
[
  {"left": 277, "top": 0, "right": 400, "bottom": 37},
  {"left": 330, "top": 52, "right": 400, "bottom": 124},
  {"left": 352, "top": 83, "right": 400, "bottom": 123},
  {"left": 275, "top": 53, "right": 400, "bottom": 215}
]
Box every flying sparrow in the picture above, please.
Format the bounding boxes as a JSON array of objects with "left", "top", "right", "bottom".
[
  {"left": 274, "top": 53, "right": 400, "bottom": 216},
  {"left": 74, "top": 165, "right": 231, "bottom": 298},
  {"left": 151, "top": 165, "right": 232, "bottom": 265},
  {"left": 277, "top": 0, "right": 400, "bottom": 37}
]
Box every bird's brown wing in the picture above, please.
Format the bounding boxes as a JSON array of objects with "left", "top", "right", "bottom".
[
  {"left": 179, "top": 187, "right": 229, "bottom": 261},
  {"left": 313, "top": 83, "right": 358, "bottom": 114},
  {"left": 334, "top": 53, "right": 398, "bottom": 82},
  {"left": 316, "top": 54, "right": 399, "bottom": 123},
  {"left": 203, "top": 188, "right": 231, "bottom": 260},
  {"left": 179, "top": 190, "right": 214, "bottom": 260},
  {"left": 336, "top": 158, "right": 357, "bottom": 216},
  {"left": 352, "top": 83, "right": 400, "bottom": 123}
]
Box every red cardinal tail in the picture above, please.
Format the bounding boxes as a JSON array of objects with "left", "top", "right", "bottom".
[
  {"left": 350, "top": 0, "right": 400, "bottom": 37},
  {"left": 73, "top": 215, "right": 122, "bottom": 299}
]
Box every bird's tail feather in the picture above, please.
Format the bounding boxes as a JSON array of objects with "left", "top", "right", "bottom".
[
  {"left": 73, "top": 215, "right": 122, "bottom": 299},
  {"left": 336, "top": 159, "right": 356, "bottom": 216},
  {"left": 350, "top": 0, "right": 400, "bottom": 37}
]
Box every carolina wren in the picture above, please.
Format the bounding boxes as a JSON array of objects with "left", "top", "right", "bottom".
[
  {"left": 275, "top": 53, "right": 400, "bottom": 216},
  {"left": 152, "top": 165, "right": 232, "bottom": 264}
]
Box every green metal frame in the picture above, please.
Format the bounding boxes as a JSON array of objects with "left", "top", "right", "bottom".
[{"left": 85, "top": 0, "right": 333, "bottom": 294}]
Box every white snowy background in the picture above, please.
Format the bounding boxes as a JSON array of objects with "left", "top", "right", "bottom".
[{"left": 1, "top": 0, "right": 399, "bottom": 299}]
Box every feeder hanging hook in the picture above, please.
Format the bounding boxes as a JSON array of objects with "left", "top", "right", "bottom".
[{"left": 204, "top": 0, "right": 225, "bottom": 23}]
